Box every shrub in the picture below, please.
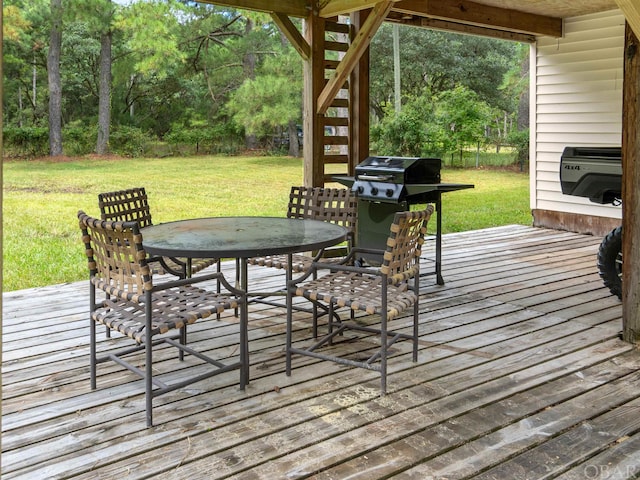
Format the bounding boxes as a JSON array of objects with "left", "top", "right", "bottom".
[
  {"left": 165, "top": 123, "right": 244, "bottom": 155},
  {"left": 507, "top": 128, "right": 530, "bottom": 169},
  {"left": 109, "top": 126, "right": 154, "bottom": 157},
  {"left": 371, "top": 95, "right": 435, "bottom": 157},
  {"left": 3, "top": 127, "right": 49, "bottom": 157},
  {"left": 63, "top": 125, "right": 96, "bottom": 155}
]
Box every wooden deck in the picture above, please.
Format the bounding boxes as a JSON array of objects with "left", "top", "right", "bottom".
[{"left": 3, "top": 225, "right": 639, "bottom": 479}]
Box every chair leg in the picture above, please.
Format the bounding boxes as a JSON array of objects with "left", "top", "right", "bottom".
[
  {"left": 413, "top": 298, "right": 419, "bottom": 362},
  {"left": 105, "top": 294, "right": 111, "bottom": 338},
  {"left": 327, "top": 303, "right": 334, "bottom": 345},
  {"left": 178, "top": 325, "right": 187, "bottom": 361},
  {"left": 312, "top": 268, "right": 318, "bottom": 338},
  {"left": 234, "top": 258, "right": 240, "bottom": 318},
  {"left": 381, "top": 284, "right": 388, "bottom": 395},
  {"left": 286, "top": 284, "right": 293, "bottom": 377},
  {"left": 412, "top": 277, "right": 420, "bottom": 362},
  {"left": 145, "top": 334, "right": 153, "bottom": 427},
  {"left": 145, "top": 292, "right": 154, "bottom": 428},
  {"left": 90, "top": 285, "right": 98, "bottom": 390},
  {"left": 90, "top": 319, "right": 97, "bottom": 391},
  {"left": 239, "top": 293, "right": 249, "bottom": 388},
  {"left": 312, "top": 302, "right": 318, "bottom": 338}
]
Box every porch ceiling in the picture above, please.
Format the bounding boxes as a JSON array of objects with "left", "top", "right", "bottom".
[
  {"left": 199, "top": 0, "right": 618, "bottom": 18},
  {"left": 197, "top": 0, "right": 626, "bottom": 40},
  {"left": 461, "top": 0, "right": 617, "bottom": 18}
]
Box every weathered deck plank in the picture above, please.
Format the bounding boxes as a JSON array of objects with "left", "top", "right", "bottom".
[{"left": 2, "top": 225, "right": 638, "bottom": 479}]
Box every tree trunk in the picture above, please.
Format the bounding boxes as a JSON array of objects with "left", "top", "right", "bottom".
[
  {"left": 18, "top": 86, "right": 24, "bottom": 128},
  {"left": 47, "top": 0, "right": 63, "bottom": 156},
  {"left": 96, "top": 27, "right": 112, "bottom": 155},
  {"left": 287, "top": 120, "right": 300, "bottom": 157},
  {"left": 243, "top": 17, "right": 258, "bottom": 149},
  {"left": 32, "top": 54, "right": 37, "bottom": 111},
  {"left": 517, "top": 49, "right": 530, "bottom": 131}
]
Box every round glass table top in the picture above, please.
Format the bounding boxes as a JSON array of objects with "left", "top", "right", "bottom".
[{"left": 141, "top": 216, "right": 349, "bottom": 258}]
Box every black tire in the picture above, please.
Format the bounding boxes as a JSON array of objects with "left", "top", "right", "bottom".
[{"left": 597, "top": 226, "right": 622, "bottom": 299}]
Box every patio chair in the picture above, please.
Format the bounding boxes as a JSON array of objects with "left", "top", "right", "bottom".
[
  {"left": 285, "top": 205, "right": 434, "bottom": 394},
  {"left": 247, "top": 185, "right": 357, "bottom": 335},
  {"left": 78, "top": 211, "right": 248, "bottom": 427},
  {"left": 98, "top": 187, "right": 218, "bottom": 278},
  {"left": 247, "top": 186, "right": 357, "bottom": 274}
]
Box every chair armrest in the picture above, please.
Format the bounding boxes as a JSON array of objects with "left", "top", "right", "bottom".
[
  {"left": 388, "top": 265, "right": 420, "bottom": 284},
  {"left": 91, "top": 277, "right": 145, "bottom": 303},
  {"left": 157, "top": 256, "right": 187, "bottom": 277},
  {"left": 316, "top": 262, "right": 382, "bottom": 276},
  {"left": 153, "top": 271, "right": 245, "bottom": 297},
  {"left": 289, "top": 259, "right": 382, "bottom": 288},
  {"left": 321, "top": 247, "right": 384, "bottom": 267}
]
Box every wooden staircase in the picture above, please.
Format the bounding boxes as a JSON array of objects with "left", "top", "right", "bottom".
[{"left": 321, "top": 19, "right": 352, "bottom": 182}]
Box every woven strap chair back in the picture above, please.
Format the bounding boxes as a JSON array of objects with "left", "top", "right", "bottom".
[
  {"left": 380, "top": 206, "right": 435, "bottom": 281},
  {"left": 286, "top": 186, "right": 357, "bottom": 233},
  {"left": 98, "top": 187, "right": 153, "bottom": 228},
  {"left": 78, "top": 211, "right": 152, "bottom": 298}
]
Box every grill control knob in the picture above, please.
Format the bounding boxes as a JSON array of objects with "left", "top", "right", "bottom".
[
  {"left": 357, "top": 185, "right": 364, "bottom": 194},
  {"left": 371, "top": 187, "right": 379, "bottom": 195},
  {"left": 386, "top": 188, "right": 394, "bottom": 197}
]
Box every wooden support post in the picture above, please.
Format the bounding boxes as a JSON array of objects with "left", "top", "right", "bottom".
[
  {"left": 622, "top": 23, "right": 640, "bottom": 343},
  {"left": 302, "top": 11, "right": 326, "bottom": 187},
  {"left": 349, "top": 9, "right": 371, "bottom": 173}
]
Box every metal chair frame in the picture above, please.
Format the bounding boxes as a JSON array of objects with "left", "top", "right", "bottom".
[
  {"left": 248, "top": 186, "right": 357, "bottom": 273},
  {"left": 285, "top": 206, "right": 434, "bottom": 394},
  {"left": 78, "top": 211, "right": 248, "bottom": 427},
  {"left": 98, "top": 187, "right": 218, "bottom": 279},
  {"left": 247, "top": 186, "right": 358, "bottom": 335}
]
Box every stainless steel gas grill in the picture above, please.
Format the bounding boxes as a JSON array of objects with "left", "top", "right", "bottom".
[
  {"left": 352, "top": 156, "right": 442, "bottom": 203},
  {"left": 334, "top": 156, "right": 474, "bottom": 285}
]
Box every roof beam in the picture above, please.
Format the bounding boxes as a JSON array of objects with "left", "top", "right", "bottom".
[
  {"left": 616, "top": 0, "right": 640, "bottom": 39},
  {"left": 392, "top": 0, "right": 562, "bottom": 38},
  {"left": 196, "top": 0, "right": 309, "bottom": 17},
  {"left": 317, "top": 0, "right": 393, "bottom": 114},
  {"left": 386, "top": 12, "right": 535, "bottom": 43},
  {"left": 319, "top": 0, "right": 397, "bottom": 18}
]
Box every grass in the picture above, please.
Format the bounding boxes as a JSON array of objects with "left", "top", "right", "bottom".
[{"left": 2, "top": 155, "right": 530, "bottom": 291}]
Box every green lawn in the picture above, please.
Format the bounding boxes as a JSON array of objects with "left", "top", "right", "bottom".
[{"left": 2, "top": 155, "right": 530, "bottom": 291}]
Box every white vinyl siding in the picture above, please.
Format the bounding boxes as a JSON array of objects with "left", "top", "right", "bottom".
[{"left": 531, "top": 10, "right": 625, "bottom": 219}]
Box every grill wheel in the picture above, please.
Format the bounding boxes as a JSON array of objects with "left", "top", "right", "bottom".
[{"left": 597, "top": 226, "right": 623, "bottom": 299}]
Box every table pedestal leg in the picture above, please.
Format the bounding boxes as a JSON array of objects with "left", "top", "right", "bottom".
[
  {"left": 435, "top": 194, "right": 444, "bottom": 286},
  {"left": 239, "top": 257, "right": 250, "bottom": 385}
]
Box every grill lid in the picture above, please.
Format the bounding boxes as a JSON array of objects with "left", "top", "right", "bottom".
[
  {"left": 355, "top": 156, "right": 441, "bottom": 184},
  {"left": 354, "top": 156, "right": 441, "bottom": 202}
]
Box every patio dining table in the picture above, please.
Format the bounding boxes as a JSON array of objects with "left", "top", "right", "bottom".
[{"left": 140, "top": 216, "right": 350, "bottom": 381}]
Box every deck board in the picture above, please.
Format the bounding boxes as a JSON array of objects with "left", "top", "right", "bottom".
[{"left": 3, "top": 225, "right": 638, "bottom": 479}]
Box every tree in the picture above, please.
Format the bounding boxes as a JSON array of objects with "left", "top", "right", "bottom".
[
  {"left": 370, "top": 24, "right": 520, "bottom": 119},
  {"left": 47, "top": 0, "right": 63, "bottom": 155},
  {"left": 113, "top": 0, "right": 188, "bottom": 131},
  {"left": 2, "top": 1, "right": 528, "bottom": 160},
  {"left": 2, "top": 2, "right": 34, "bottom": 127},
  {"left": 97, "top": 22, "right": 112, "bottom": 154},
  {"left": 371, "top": 91, "right": 435, "bottom": 156},
  {"left": 433, "top": 85, "right": 492, "bottom": 164},
  {"left": 227, "top": 50, "right": 303, "bottom": 153},
  {"left": 74, "top": 0, "right": 115, "bottom": 154}
]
